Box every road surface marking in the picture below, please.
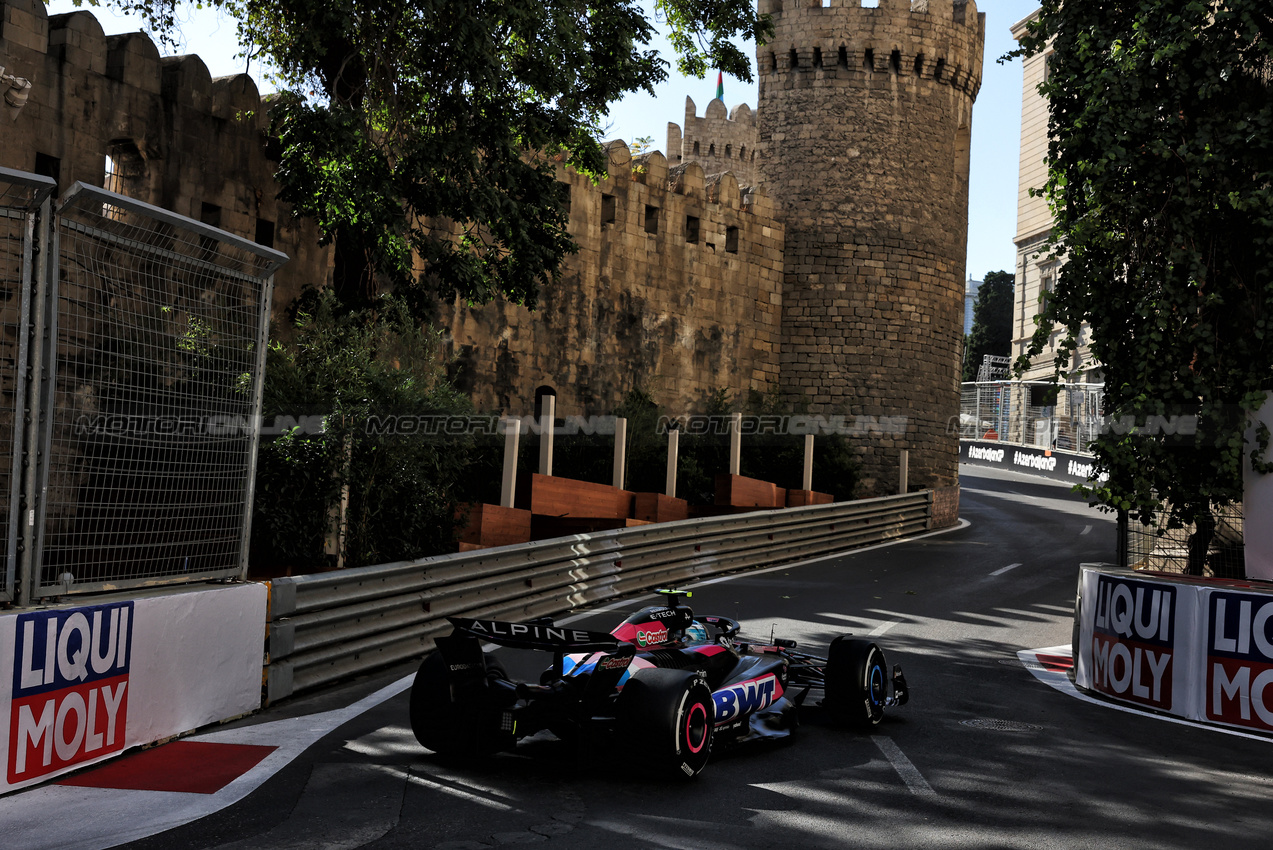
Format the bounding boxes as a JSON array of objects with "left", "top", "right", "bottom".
[
  {"left": 990, "top": 562, "right": 1022, "bottom": 576},
  {"left": 869, "top": 619, "right": 901, "bottom": 637},
  {"left": 1081, "top": 524, "right": 1092, "bottom": 535},
  {"left": 874, "top": 737, "right": 936, "bottom": 797}
]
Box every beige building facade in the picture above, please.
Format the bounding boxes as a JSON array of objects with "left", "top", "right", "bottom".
[{"left": 1011, "top": 9, "right": 1097, "bottom": 386}]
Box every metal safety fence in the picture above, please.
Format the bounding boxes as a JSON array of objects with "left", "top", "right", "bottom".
[
  {"left": 0, "top": 168, "right": 57, "bottom": 603},
  {"left": 1123, "top": 503, "right": 1245, "bottom": 579},
  {"left": 959, "top": 380, "right": 1104, "bottom": 452},
  {"left": 0, "top": 169, "right": 286, "bottom": 603},
  {"left": 265, "top": 490, "right": 936, "bottom": 702}
]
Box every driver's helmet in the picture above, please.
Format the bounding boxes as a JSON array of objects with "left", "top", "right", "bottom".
[{"left": 683, "top": 621, "right": 709, "bottom": 643}]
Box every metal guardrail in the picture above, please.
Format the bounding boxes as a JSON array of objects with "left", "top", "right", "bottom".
[{"left": 265, "top": 490, "right": 934, "bottom": 702}]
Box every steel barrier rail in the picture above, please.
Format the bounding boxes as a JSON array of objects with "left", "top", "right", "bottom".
[{"left": 265, "top": 490, "right": 934, "bottom": 702}]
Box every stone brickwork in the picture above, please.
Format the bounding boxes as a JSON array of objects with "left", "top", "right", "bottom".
[
  {"left": 3, "top": 0, "right": 983, "bottom": 508},
  {"left": 0, "top": 0, "right": 330, "bottom": 306},
  {"left": 438, "top": 142, "right": 784, "bottom": 415},
  {"left": 757, "top": 0, "right": 984, "bottom": 495},
  {"left": 666, "top": 97, "right": 760, "bottom": 187}
]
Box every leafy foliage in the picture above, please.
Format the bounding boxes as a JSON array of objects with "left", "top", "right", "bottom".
[
  {"left": 251, "top": 290, "right": 474, "bottom": 569},
  {"left": 81, "top": 0, "right": 771, "bottom": 310},
  {"left": 1014, "top": 2, "right": 1273, "bottom": 572},
  {"left": 962, "top": 270, "right": 1014, "bottom": 382}
]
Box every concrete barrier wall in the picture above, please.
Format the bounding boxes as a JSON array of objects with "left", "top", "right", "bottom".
[
  {"left": 961, "top": 439, "right": 1102, "bottom": 485},
  {"left": 1074, "top": 564, "right": 1273, "bottom": 733},
  {"left": 1, "top": 582, "right": 266, "bottom": 793}
]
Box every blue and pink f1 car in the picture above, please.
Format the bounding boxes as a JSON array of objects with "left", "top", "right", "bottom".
[{"left": 410, "top": 590, "right": 908, "bottom": 779}]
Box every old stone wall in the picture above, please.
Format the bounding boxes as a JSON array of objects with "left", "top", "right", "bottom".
[
  {"left": 666, "top": 97, "right": 760, "bottom": 187},
  {"left": 438, "top": 141, "right": 784, "bottom": 416},
  {"left": 0, "top": 0, "right": 330, "bottom": 307},
  {"left": 757, "top": 0, "right": 984, "bottom": 495}
]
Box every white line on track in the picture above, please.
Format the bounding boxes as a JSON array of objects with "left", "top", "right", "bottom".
[
  {"left": 873, "top": 736, "right": 936, "bottom": 797},
  {"left": 990, "top": 562, "right": 1022, "bottom": 576},
  {"left": 868, "top": 619, "right": 902, "bottom": 637},
  {"left": 1081, "top": 524, "right": 1092, "bottom": 535}
]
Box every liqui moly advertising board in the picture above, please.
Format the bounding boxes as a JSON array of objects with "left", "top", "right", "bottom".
[
  {"left": 1088, "top": 575, "right": 1178, "bottom": 711},
  {"left": 8, "top": 602, "right": 133, "bottom": 785},
  {"left": 1204, "top": 590, "right": 1273, "bottom": 731},
  {"left": 1, "top": 583, "right": 267, "bottom": 793}
]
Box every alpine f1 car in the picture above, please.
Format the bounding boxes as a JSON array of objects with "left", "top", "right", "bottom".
[{"left": 409, "top": 590, "right": 908, "bottom": 779}]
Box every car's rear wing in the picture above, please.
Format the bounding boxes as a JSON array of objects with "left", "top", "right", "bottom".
[{"left": 447, "top": 616, "right": 622, "bottom": 652}]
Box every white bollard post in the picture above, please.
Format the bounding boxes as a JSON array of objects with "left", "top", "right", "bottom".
[
  {"left": 613, "top": 417, "right": 627, "bottom": 489},
  {"left": 538, "top": 394, "right": 555, "bottom": 476},
  {"left": 899, "top": 449, "right": 909, "bottom": 495},
  {"left": 500, "top": 417, "right": 520, "bottom": 508},
  {"left": 666, "top": 428, "right": 679, "bottom": 497},
  {"left": 803, "top": 434, "right": 814, "bottom": 491},
  {"left": 729, "top": 411, "right": 742, "bottom": 476}
]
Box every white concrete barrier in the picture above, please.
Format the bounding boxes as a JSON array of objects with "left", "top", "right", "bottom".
[
  {"left": 1, "top": 583, "right": 266, "bottom": 794},
  {"left": 1075, "top": 564, "right": 1273, "bottom": 733}
]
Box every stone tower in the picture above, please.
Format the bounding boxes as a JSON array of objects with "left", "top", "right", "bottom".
[{"left": 757, "top": 0, "right": 984, "bottom": 496}]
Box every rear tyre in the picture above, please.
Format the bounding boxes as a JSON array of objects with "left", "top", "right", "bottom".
[
  {"left": 616, "top": 668, "right": 714, "bottom": 779},
  {"left": 825, "top": 638, "right": 888, "bottom": 730},
  {"left": 409, "top": 650, "right": 508, "bottom": 756}
]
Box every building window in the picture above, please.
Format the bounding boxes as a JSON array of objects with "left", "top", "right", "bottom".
[
  {"left": 558, "top": 182, "right": 572, "bottom": 216},
  {"left": 34, "top": 153, "right": 61, "bottom": 186},
  {"left": 601, "top": 193, "right": 616, "bottom": 225},
  {"left": 685, "top": 215, "right": 699, "bottom": 244},
  {"left": 103, "top": 140, "right": 145, "bottom": 220},
  {"left": 725, "top": 226, "right": 739, "bottom": 254},
  {"left": 864, "top": 49, "right": 875, "bottom": 72},
  {"left": 814, "top": 47, "right": 823, "bottom": 68},
  {"left": 724, "top": 144, "right": 732, "bottom": 159},
  {"left": 693, "top": 141, "right": 700, "bottom": 155},
  {"left": 644, "top": 205, "right": 658, "bottom": 235},
  {"left": 255, "top": 218, "right": 275, "bottom": 249}
]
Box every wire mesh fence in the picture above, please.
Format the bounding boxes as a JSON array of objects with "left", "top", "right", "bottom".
[
  {"left": 1125, "top": 503, "right": 1245, "bottom": 579},
  {"left": 0, "top": 168, "right": 57, "bottom": 602},
  {"left": 959, "top": 380, "right": 1105, "bottom": 452},
  {"left": 29, "top": 183, "right": 284, "bottom": 598}
]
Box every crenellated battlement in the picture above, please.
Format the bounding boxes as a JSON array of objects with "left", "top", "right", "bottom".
[
  {"left": 758, "top": 0, "right": 984, "bottom": 98},
  {"left": 0, "top": 0, "right": 325, "bottom": 309},
  {"left": 666, "top": 96, "right": 760, "bottom": 187}
]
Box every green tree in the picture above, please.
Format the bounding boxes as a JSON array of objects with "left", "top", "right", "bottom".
[
  {"left": 1015, "top": 2, "right": 1273, "bottom": 574},
  {"left": 962, "top": 269, "right": 1014, "bottom": 382},
  {"left": 252, "top": 291, "right": 475, "bottom": 569},
  {"left": 82, "top": 0, "right": 771, "bottom": 310}
]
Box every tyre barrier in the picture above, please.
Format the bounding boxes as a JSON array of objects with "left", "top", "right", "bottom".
[{"left": 265, "top": 490, "right": 936, "bottom": 703}]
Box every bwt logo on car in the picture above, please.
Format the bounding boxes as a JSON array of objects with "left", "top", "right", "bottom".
[
  {"left": 1090, "top": 577, "right": 1175, "bottom": 710},
  {"left": 1205, "top": 592, "right": 1273, "bottom": 731},
  {"left": 712, "top": 674, "right": 781, "bottom": 724},
  {"left": 8, "top": 602, "right": 133, "bottom": 783}
]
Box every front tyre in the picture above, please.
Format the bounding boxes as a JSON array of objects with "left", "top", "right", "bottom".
[
  {"left": 825, "top": 638, "right": 888, "bottom": 730},
  {"left": 616, "top": 668, "right": 714, "bottom": 779}
]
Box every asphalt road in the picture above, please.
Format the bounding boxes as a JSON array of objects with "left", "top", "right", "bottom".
[{"left": 125, "top": 465, "right": 1273, "bottom": 849}]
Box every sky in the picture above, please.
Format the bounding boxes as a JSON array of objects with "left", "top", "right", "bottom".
[{"left": 47, "top": 0, "right": 1041, "bottom": 283}]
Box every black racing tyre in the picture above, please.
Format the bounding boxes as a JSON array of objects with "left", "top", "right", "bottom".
[
  {"left": 616, "top": 668, "right": 714, "bottom": 779},
  {"left": 825, "top": 638, "right": 888, "bottom": 730},
  {"left": 409, "top": 650, "right": 508, "bottom": 756}
]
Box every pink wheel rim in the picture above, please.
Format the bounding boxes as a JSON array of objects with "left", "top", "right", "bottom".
[{"left": 685, "top": 702, "right": 708, "bottom": 754}]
